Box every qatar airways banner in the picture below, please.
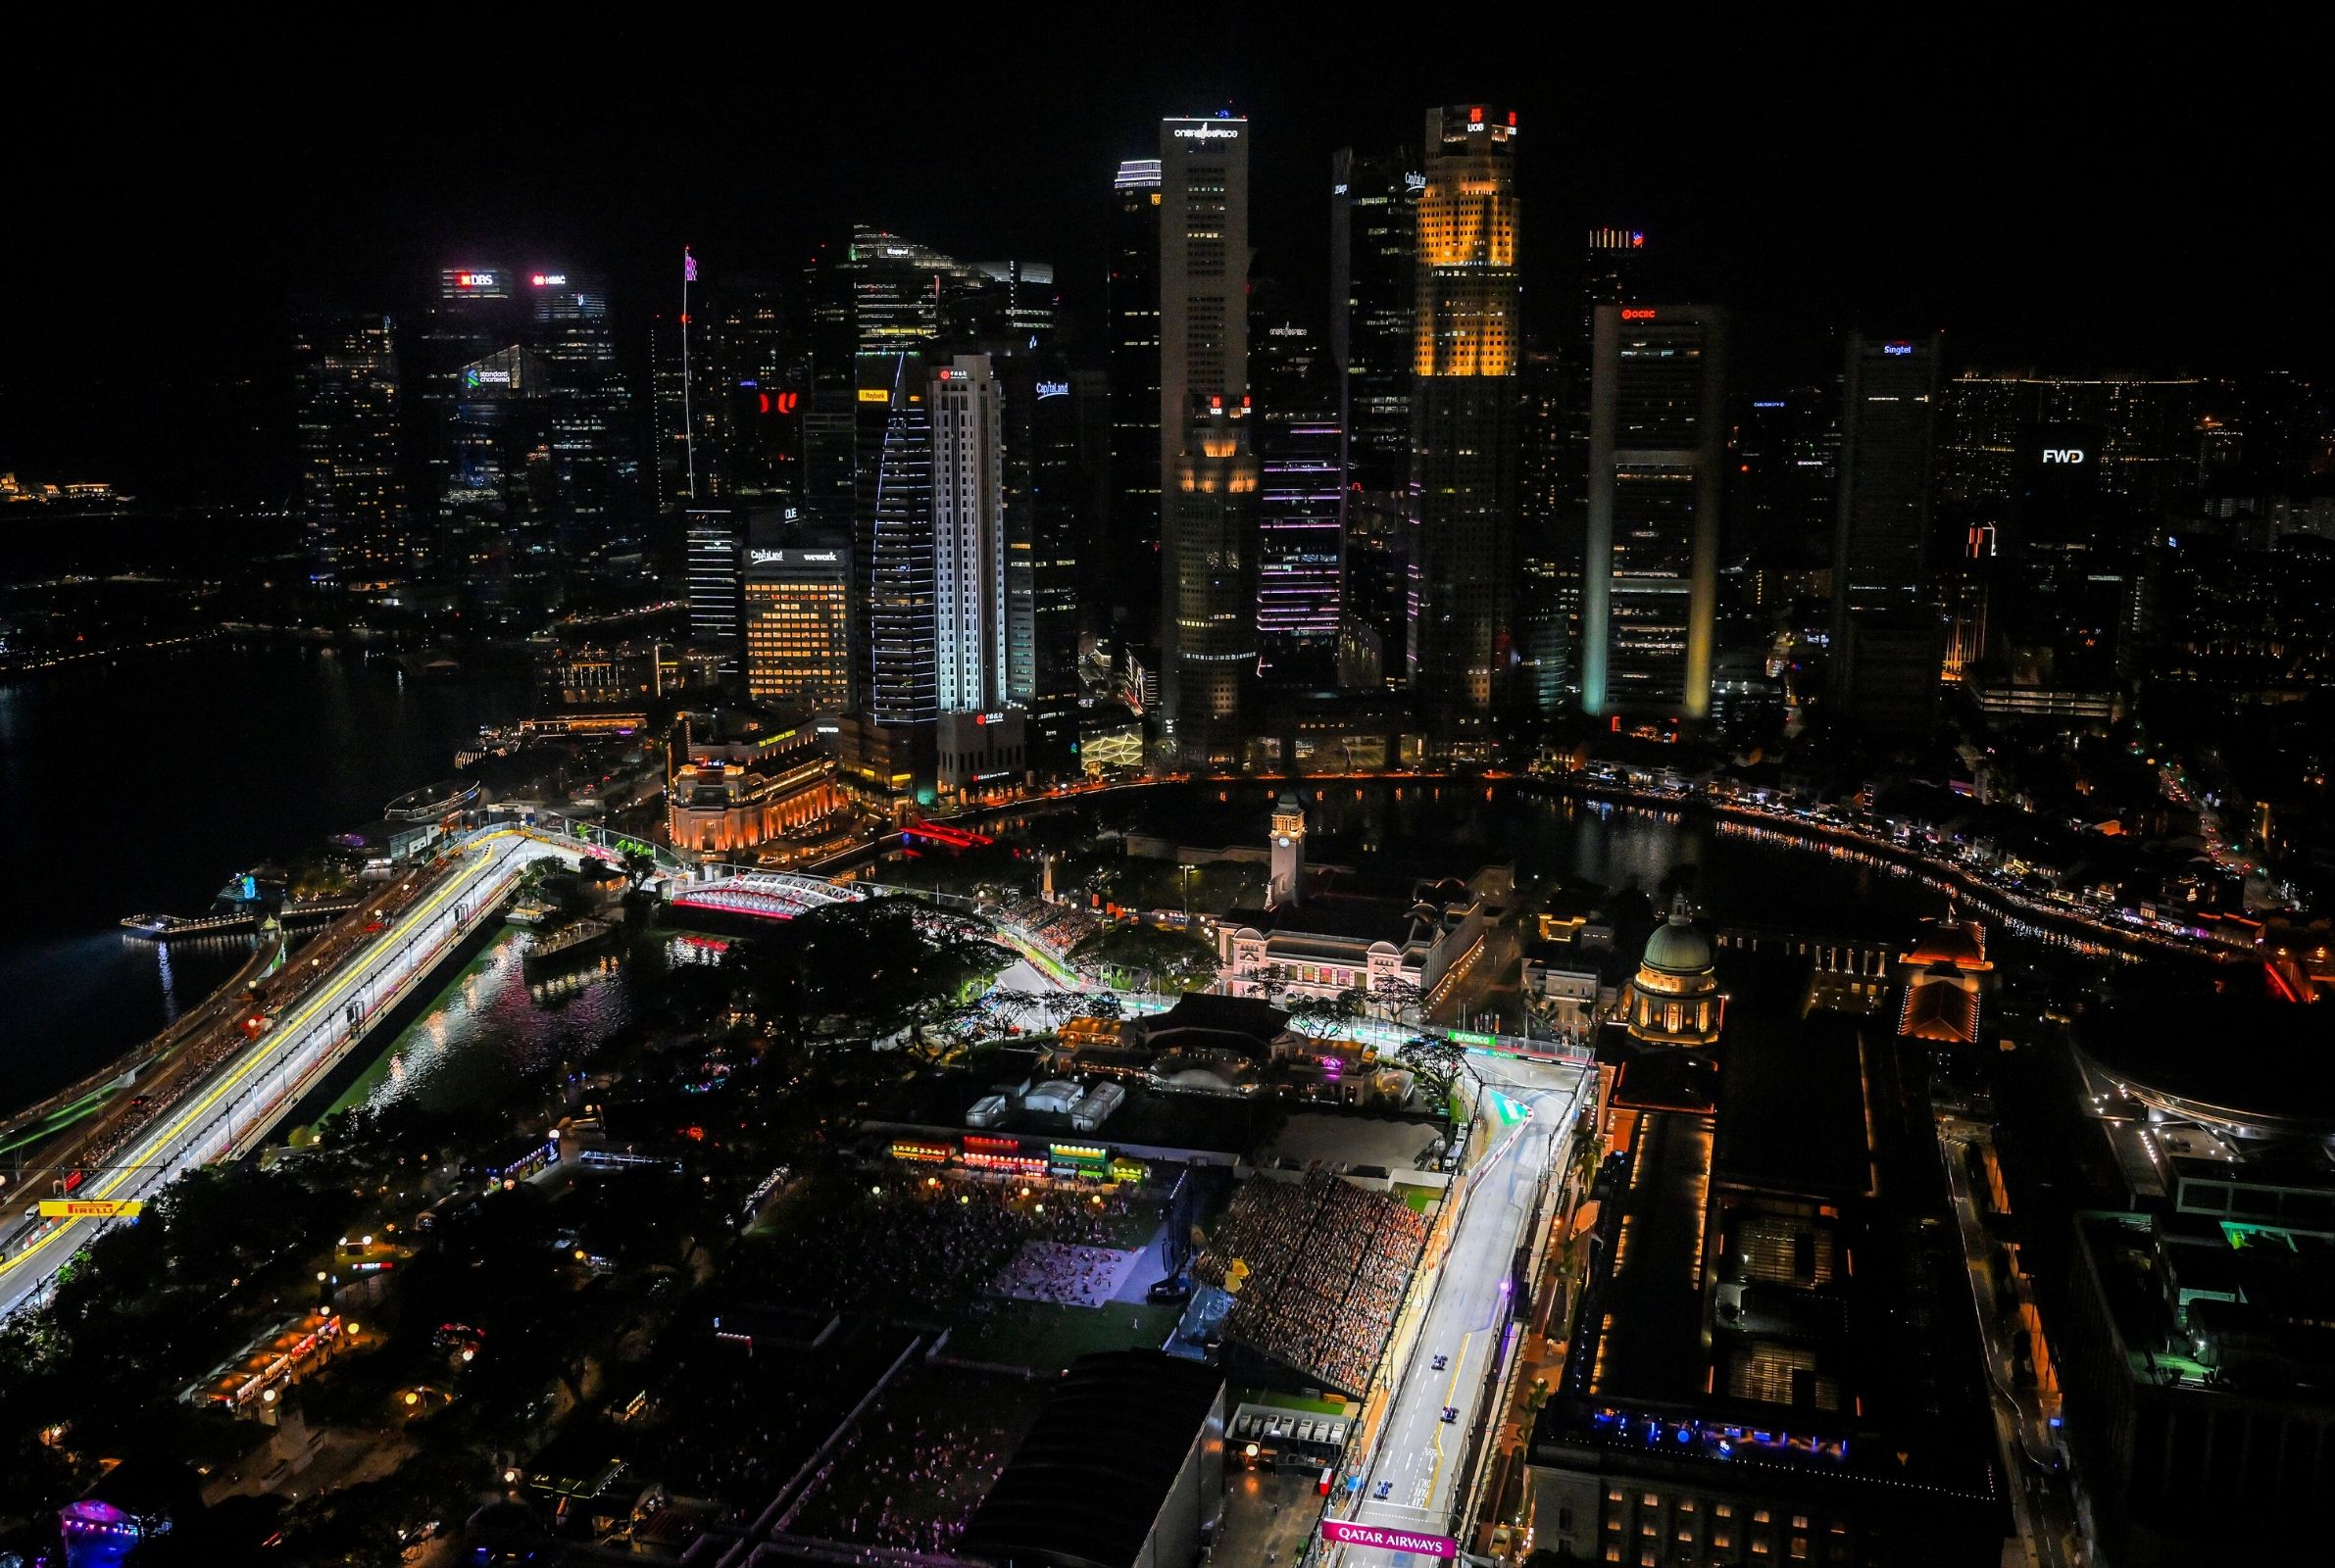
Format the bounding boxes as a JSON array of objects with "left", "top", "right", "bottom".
[{"left": 1319, "top": 1520, "right": 1458, "bottom": 1557}]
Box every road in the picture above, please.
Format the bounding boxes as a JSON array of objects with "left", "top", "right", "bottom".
[
  {"left": 1940, "top": 1116, "right": 2083, "bottom": 1568},
  {"left": 0, "top": 826, "right": 585, "bottom": 1320},
  {"left": 1333, "top": 1056, "right": 1590, "bottom": 1562}
]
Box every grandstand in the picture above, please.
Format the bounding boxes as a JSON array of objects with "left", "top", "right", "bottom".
[{"left": 1192, "top": 1171, "right": 1427, "bottom": 1396}]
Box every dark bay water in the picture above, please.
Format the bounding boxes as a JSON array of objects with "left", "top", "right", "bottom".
[{"left": 0, "top": 642, "right": 527, "bottom": 1109}]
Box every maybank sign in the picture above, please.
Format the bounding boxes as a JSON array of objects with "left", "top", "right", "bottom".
[{"left": 1173, "top": 123, "right": 1241, "bottom": 140}]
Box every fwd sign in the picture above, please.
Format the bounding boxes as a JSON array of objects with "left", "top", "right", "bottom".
[{"left": 2042, "top": 448, "right": 2086, "bottom": 465}]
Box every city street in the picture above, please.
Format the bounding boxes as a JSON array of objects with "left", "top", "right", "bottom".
[
  {"left": 1940, "top": 1116, "right": 2081, "bottom": 1568},
  {"left": 0, "top": 826, "right": 582, "bottom": 1319},
  {"left": 1329, "top": 1057, "right": 1589, "bottom": 1562}
]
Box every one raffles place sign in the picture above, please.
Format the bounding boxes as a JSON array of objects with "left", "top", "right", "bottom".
[{"left": 1319, "top": 1520, "right": 1458, "bottom": 1557}]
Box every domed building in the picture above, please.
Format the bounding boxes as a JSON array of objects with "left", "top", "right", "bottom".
[{"left": 1624, "top": 894, "right": 1723, "bottom": 1048}]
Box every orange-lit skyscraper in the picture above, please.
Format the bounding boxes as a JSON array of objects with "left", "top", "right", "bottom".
[{"left": 1411, "top": 105, "right": 1521, "bottom": 743}]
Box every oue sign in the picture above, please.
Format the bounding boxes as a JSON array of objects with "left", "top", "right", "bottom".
[{"left": 2042, "top": 448, "right": 2087, "bottom": 465}]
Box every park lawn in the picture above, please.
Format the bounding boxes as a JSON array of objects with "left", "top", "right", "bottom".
[
  {"left": 1234, "top": 1387, "right": 1351, "bottom": 1417},
  {"left": 1395, "top": 1183, "right": 1442, "bottom": 1214},
  {"left": 949, "top": 1298, "right": 1182, "bottom": 1374}
]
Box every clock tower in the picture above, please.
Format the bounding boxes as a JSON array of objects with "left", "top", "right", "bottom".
[{"left": 1267, "top": 791, "right": 1306, "bottom": 908}]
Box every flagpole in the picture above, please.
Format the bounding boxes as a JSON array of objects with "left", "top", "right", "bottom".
[{"left": 681, "top": 246, "right": 696, "bottom": 502}]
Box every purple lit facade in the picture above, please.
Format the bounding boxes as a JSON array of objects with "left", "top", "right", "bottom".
[{"left": 1257, "top": 412, "right": 1345, "bottom": 686}]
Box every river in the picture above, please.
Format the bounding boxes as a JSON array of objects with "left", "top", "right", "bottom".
[{"left": 5, "top": 655, "right": 2125, "bottom": 1121}]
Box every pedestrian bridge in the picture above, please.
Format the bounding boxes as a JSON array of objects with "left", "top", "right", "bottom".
[{"left": 668, "top": 870, "right": 867, "bottom": 922}]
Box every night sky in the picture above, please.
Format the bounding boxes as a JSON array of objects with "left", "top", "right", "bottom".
[{"left": 2, "top": 24, "right": 2317, "bottom": 505}]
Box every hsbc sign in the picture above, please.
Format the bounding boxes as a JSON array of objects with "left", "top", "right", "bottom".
[{"left": 2042, "top": 448, "right": 2087, "bottom": 465}]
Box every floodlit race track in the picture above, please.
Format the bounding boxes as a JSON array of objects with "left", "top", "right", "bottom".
[
  {"left": 1335, "top": 1058, "right": 1593, "bottom": 1561},
  {"left": 0, "top": 827, "right": 588, "bottom": 1320}
]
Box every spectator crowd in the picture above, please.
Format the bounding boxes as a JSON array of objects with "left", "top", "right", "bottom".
[{"left": 1195, "top": 1170, "right": 1428, "bottom": 1396}]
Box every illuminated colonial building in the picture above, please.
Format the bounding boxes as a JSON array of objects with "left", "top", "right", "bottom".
[
  {"left": 1412, "top": 104, "right": 1522, "bottom": 738},
  {"left": 664, "top": 717, "right": 841, "bottom": 856},
  {"left": 1623, "top": 896, "right": 1723, "bottom": 1049}
]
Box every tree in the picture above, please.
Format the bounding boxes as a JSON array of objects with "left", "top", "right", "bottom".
[
  {"left": 1373, "top": 977, "right": 1425, "bottom": 1025},
  {"left": 1395, "top": 1037, "right": 1469, "bottom": 1106},
  {"left": 727, "top": 897, "right": 1011, "bottom": 1062},
  {"left": 1068, "top": 922, "right": 1221, "bottom": 993},
  {"left": 1287, "top": 991, "right": 1362, "bottom": 1040}
]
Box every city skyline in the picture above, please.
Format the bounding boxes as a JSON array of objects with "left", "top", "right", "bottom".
[{"left": 5, "top": 37, "right": 2323, "bottom": 503}]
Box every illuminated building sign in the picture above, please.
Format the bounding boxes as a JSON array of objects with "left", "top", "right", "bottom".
[
  {"left": 758, "top": 390, "right": 800, "bottom": 415},
  {"left": 858, "top": 387, "right": 891, "bottom": 403},
  {"left": 1172, "top": 123, "right": 1241, "bottom": 140},
  {"left": 1035, "top": 380, "right": 1070, "bottom": 400},
  {"left": 1320, "top": 1523, "right": 1455, "bottom": 1558},
  {"left": 529, "top": 272, "right": 568, "bottom": 286},
  {"left": 454, "top": 271, "right": 496, "bottom": 288},
  {"left": 1405, "top": 172, "right": 1426, "bottom": 190},
  {"left": 963, "top": 1152, "right": 1049, "bottom": 1176},
  {"left": 1883, "top": 341, "right": 1913, "bottom": 355},
  {"left": 464, "top": 367, "right": 514, "bottom": 389},
  {"left": 2042, "top": 448, "right": 2087, "bottom": 465},
  {"left": 749, "top": 549, "right": 840, "bottom": 565},
  {"left": 1620, "top": 308, "right": 1658, "bottom": 321}
]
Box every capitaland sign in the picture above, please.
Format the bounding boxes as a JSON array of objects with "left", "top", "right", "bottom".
[
  {"left": 1035, "top": 380, "right": 1070, "bottom": 400},
  {"left": 1319, "top": 1521, "right": 1456, "bottom": 1557},
  {"left": 749, "top": 550, "right": 841, "bottom": 565}
]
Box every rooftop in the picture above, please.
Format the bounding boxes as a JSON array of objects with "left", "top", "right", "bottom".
[{"left": 959, "top": 1351, "right": 1223, "bottom": 1568}]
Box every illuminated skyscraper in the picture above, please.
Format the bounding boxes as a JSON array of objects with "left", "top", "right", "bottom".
[
  {"left": 931, "top": 354, "right": 1007, "bottom": 714},
  {"left": 1253, "top": 318, "right": 1344, "bottom": 689},
  {"left": 1109, "top": 158, "right": 1164, "bottom": 654},
  {"left": 685, "top": 506, "right": 744, "bottom": 675},
  {"left": 1832, "top": 332, "right": 1944, "bottom": 730},
  {"left": 416, "top": 266, "right": 642, "bottom": 617},
  {"left": 1581, "top": 303, "right": 1727, "bottom": 721},
  {"left": 1330, "top": 146, "right": 1418, "bottom": 506},
  {"left": 292, "top": 311, "right": 409, "bottom": 593},
  {"left": 744, "top": 541, "right": 852, "bottom": 711},
  {"left": 860, "top": 357, "right": 938, "bottom": 726},
  {"left": 1158, "top": 114, "right": 1255, "bottom": 765},
  {"left": 1412, "top": 105, "right": 1522, "bottom": 740},
  {"left": 999, "top": 356, "right": 1103, "bottom": 768}
]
